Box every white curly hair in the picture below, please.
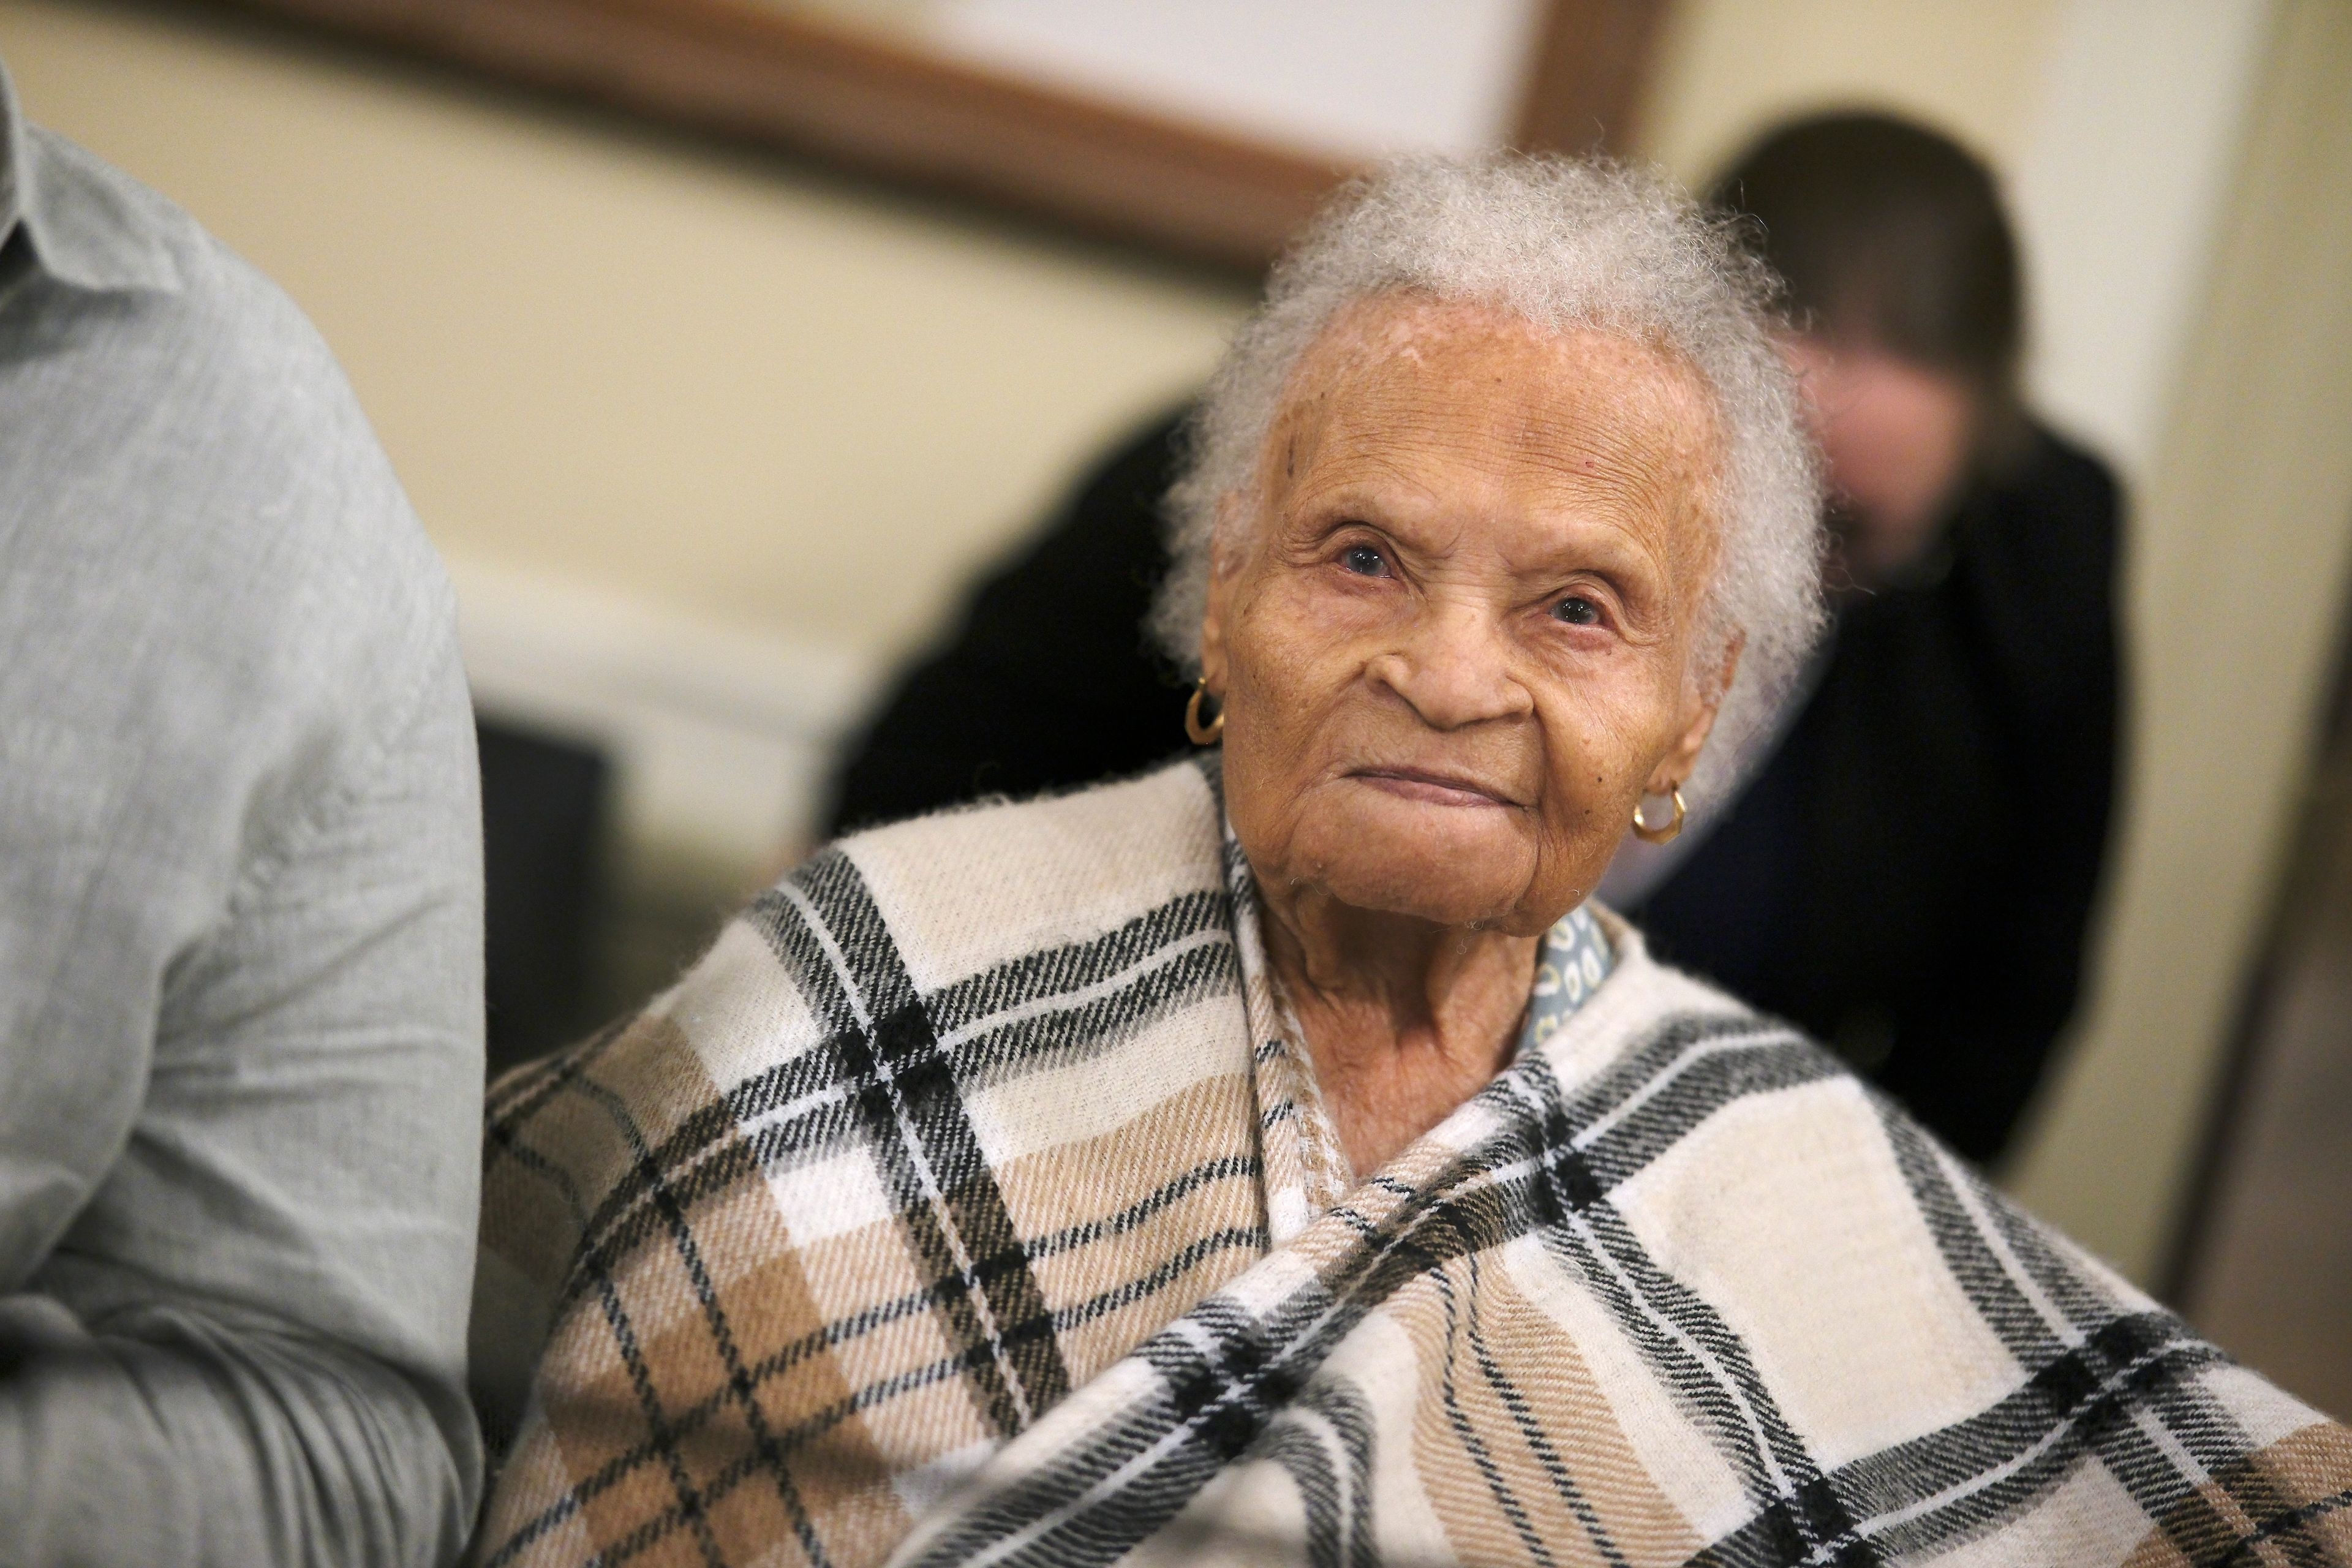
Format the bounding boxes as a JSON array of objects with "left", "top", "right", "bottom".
[{"left": 1150, "top": 154, "right": 1825, "bottom": 804}]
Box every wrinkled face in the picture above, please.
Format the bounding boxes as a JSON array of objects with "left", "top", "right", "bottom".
[
  {"left": 1201, "top": 295, "right": 1733, "bottom": 937},
  {"left": 1782, "top": 336, "right": 1978, "bottom": 582}
]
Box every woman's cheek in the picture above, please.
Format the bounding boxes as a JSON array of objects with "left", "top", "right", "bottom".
[
  {"left": 1533, "top": 692, "right": 1642, "bottom": 834},
  {"left": 1238, "top": 578, "right": 1365, "bottom": 704}
]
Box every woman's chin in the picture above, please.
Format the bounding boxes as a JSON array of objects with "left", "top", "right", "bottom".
[{"left": 1291, "top": 791, "right": 1539, "bottom": 929}]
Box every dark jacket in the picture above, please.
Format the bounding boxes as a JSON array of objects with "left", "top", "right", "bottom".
[{"left": 825, "top": 408, "right": 2123, "bottom": 1161}]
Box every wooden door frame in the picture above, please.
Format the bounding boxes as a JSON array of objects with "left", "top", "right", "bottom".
[{"left": 194, "top": 0, "right": 1670, "bottom": 270}]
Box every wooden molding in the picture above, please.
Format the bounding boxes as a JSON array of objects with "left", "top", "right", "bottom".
[
  {"left": 1512, "top": 0, "right": 1673, "bottom": 156},
  {"left": 202, "top": 0, "right": 1349, "bottom": 269},
  {"left": 199, "top": 0, "right": 1668, "bottom": 270}
]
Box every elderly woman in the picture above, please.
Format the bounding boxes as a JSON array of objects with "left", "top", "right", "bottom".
[{"left": 470, "top": 160, "right": 2348, "bottom": 1568}]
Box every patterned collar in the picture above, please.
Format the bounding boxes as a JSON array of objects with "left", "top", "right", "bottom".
[{"left": 1521, "top": 901, "right": 1616, "bottom": 1052}]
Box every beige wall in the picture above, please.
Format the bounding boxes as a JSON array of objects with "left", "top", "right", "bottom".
[{"left": 1641, "top": 0, "right": 2064, "bottom": 184}]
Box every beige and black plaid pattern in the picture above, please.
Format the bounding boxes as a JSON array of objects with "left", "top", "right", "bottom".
[
  {"left": 472, "top": 763, "right": 1284, "bottom": 1566},
  {"left": 473, "top": 760, "right": 2351, "bottom": 1567}
]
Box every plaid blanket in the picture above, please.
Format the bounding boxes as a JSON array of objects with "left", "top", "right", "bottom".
[{"left": 469, "top": 759, "right": 2351, "bottom": 1567}]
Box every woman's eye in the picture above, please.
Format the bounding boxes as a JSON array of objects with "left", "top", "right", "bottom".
[
  {"left": 1553, "top": 595, "right": 1601, "bottom": 626},
  {"left": 1341, "top": 543, "right": 1388, "bottom": 577}
]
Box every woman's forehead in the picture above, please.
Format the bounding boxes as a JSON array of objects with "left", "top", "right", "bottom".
[
  {"left": 1305, "top": 293, "right": 1648, "bottom": 364},
  {"left": 1269, "top": 296, "right": 1720, "bottom": 508}
]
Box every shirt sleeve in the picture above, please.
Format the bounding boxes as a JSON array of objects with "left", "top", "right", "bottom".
[{"left": 0, "top": 635, "right": 488, "bottom": 1568}]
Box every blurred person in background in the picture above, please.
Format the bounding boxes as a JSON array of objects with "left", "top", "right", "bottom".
[
  {"left": 0, "top": 64, "right": 482, "bottom": 1564},
  {"left": 824, "top": 110, "right": 2121, "bottom": 1166}
]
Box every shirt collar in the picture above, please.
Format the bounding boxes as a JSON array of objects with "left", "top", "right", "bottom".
[
  {"left": 0, "top": 59, "right": 181, "bottom": 293},
  {"left": 1518, "top": 903, "right": 1616, "bottom": 1054}
]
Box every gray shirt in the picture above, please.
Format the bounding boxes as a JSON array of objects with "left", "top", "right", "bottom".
[{"left": 0, "top": 66, "right": 483, "bottom": 1565}]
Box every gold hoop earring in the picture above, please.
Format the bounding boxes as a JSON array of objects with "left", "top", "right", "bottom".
[
  {"left": 1631, "top": 784, "right": 1686, "bottom": 845},
  {"left": 1184, "top": 679, "right": 1225, "bottom": 745}
]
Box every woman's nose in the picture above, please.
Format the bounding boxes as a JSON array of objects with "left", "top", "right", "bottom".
[{"left": 1365, "top": 603, "right": 1533, "bottom": 730}]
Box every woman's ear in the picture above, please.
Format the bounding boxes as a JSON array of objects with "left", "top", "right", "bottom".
[
  {"left": 1653, "top": 633, "right": 1744, "bottom": 792},
  {"left": 1197, "top": 492, "right": 1248, "bottom": 694},
  {"left": 1199, "top": 586, "right": 1228, "bottom": 695}
]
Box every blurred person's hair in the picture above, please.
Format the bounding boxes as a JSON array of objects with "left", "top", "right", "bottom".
[
  {"left": 1153, "top": 154, "right": 1826, "bottom": 807},
  {"left": 1713, "top": 111, "right": 2029, "bottom": 469}
]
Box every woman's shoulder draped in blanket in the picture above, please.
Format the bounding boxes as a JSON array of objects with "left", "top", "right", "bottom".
[{"left": 471, "top": 758, "right": 2351, "bottom": 1568}]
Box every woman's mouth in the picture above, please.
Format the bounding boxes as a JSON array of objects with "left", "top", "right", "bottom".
[{"left": 1347, "top": 767, "right": 1521, "bottom": 809}]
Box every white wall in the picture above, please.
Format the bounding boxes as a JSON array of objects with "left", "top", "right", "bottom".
[
  {"left": 2010, "top": 0, "right": 2274, "bottom": 481},
  {"left": 926, "top": 0, "right": 1547, "bottom": 160}
]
